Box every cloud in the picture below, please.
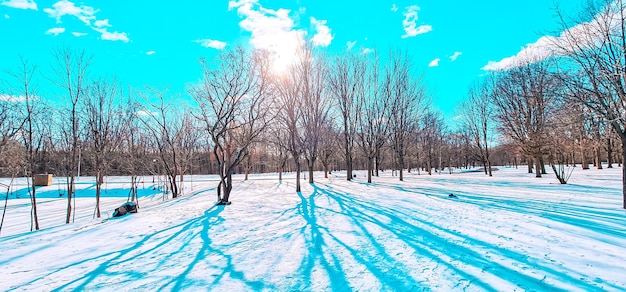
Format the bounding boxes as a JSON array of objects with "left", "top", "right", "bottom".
[
  {"left": 362, "top": 48, "right": 373, "bottom": 54},
  {"left": 135, "top": 110, "right": 157, "bottom": 117},
  {"left": 44, "top": 1, "right": 130, "bottom": 42},
  {"left": 1, "top": 0, "right": 37, "bottom": 10},
  {"left": 449, "top": 51, "right": 462, "bottom": 61},
  {"left": 4, "top": 14, "right": 9, "bottom": 18},
  {"left": 401, "top": 5, "right": 432, "bottom": 38},
  {"left": 45, "top": 27, "right": 65, "bottom": 36},
  {"left": 94, "top": 19, "right": 110, "bottom": 27},
  {"left": 0, "top": 94, "right": 26, "bottom": 102},
  {"left": 93, "top": 28, "right": 129, "bottom": 42},
  {"left": 391, "top": 4, "right": 398, "bottom": 12},
  {"left": 428, "top": 58, "right": 440, "bottom": 67},
  {"left": 71, "top": 31, "right": 86, "bottom": 37},
  {"left": 146, "top": 50, "right": 156, "bottom": 55},
  {"left": 310, "top": 17, "right": 332, "bottom": 47},
  {"left": 195, "top": 39, "right": 227, "bottom": 49},
  {"left": 480, "top": 4, "right": 619, "bottom": 70},
  {"left": 44, "top": 0, "right": 96, "bottom": 25},
  {"left": 229, "top": 0, "right": 304, "bottom": 72},
  {"left": 346, "top": 40, "right": 357, "bottom": 50},
  {"left": 481, "top": 35, "right": 555, "bottom": 70}
]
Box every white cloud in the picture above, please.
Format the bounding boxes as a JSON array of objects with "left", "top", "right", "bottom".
[
  {"left": 310, "top": 17, "right": 332, "bottom": 47},
  {"left": 480, "top": 3, "right": 621, "bottom": 71},
  {"left": 346, "top": 40, "right": 357, "bottom": 50},
  {"left": 391, "top": 4, "right": 398, "bottom": 12},
  {"left": 4, "top": 14, "right": 9, "bottom": 18},
  {"left": 135, "top": 110, "right": 157, "bottom": 117},
  {"left": 362, "top": 48, "right": 373, "bottom": 54},
  {"left": 44, "top": 1, "right": 130, "bottom": 42},
  {"left": 93, "top": 28, "right": 129, "bottom": 42},
  {"left": 449, "top": 51, "right": 462, "bottom": 61},
  {"left": 45, "top": 27, "right": 65, "bottom": 36},
  {"left": 146, "top": 51, "right": 156, "bottom": 55},
  {"left": 481, "top": 35, "right": 556, "bottom": 70},
  {"left": 71, "top": 31, "right": 86, "bottom": 37},
  {"left": 428, "top": 58, "right": 440, "bottom": 67},
  {"left": 195, "top": 39, "right": 227, "bottom": 50},
  {"left": 1, "top": 0, "right": 37, "bottom": 10},
  {"left": 44, "top": 0, "right": 96, "bottom": 25},
  {"left": 94, "top": 19, "right": 110, "bottom": 27},
  {"left": 0, "top": 94, "right": 26, "bottom": 102},
  {"left": 229, "top": 0, "right": 304, "bottom": 72},
  {"left": 401, "top": 5, "right": 432, "bottom": 38}
]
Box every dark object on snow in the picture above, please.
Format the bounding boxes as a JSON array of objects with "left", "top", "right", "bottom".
[
  {"left": 448, "top": 193, "right": 458, "bottom": 198},
  {"left": 112, "top": 201, "right": 138, "bottom": 217},
  {"left": 217, "top": 200, "right": 232, "bottom": 206},
  {"left": 353, "top": 174, "right": 356, "bottom": 178}
]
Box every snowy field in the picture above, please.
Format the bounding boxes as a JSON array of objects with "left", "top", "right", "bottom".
[{"left": 1, "top": 166, "right": 625, "bottom": 291}]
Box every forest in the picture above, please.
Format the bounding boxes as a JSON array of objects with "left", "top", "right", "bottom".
[{"left": 1, "top": 0, "right": 626, "bottom": 233}]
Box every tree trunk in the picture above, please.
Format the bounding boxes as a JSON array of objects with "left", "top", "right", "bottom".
[
  {"left": 534, "top": 156, "right": 542, "bottom": 178},
  {"left": 596, "top": 146, "right": 603, "bottom": 170},
  {"left": 295, "top": 159, "right": 301, "bottom": 193},
  {"left": 346, "top": 149, "right": 353, "bottom": 181},
  {"left": 527, "top": 157, "right": 533, "bottom": 173},
  {"left": 66, "top": 177, "right": 74, "bottom": 224},
  {"left": 607, "top": 138, "right": 614, "bottom": 168},
  {"left": 222, "top": 173, "right": 233, "bottom": 203},
  {"left": 30, "top": 180, "right": 39, "bottom": 230},
  {"left": 582, "top": 150, "right": 590, "bottom": 169},
  {"left": 482, "top": 159, "right": 487, "bottom": 175},
  {"left": 95, "top": 171, "right": 102, "bottom": 218},
  {"left": 621, "top": 135, "right": 626, "bottom": 209},
  {"left": 367, "top": 157, "right": 373, "bottom": 183},
  {"left": 309, "top": 163, "right": 313, "bottom": 184}
]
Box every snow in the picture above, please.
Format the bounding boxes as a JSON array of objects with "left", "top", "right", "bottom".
[{"left": 1, "top": 167, "right": 625, "bottom": 291}]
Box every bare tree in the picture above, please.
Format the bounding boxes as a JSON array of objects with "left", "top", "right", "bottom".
[
  {"left": 328, "top": 53, "right": 360, "bottom": 181},
  {"left": 385, "top": 49, "right": 426, "bottom": 181},
  {"left": 354, "top": 51, "right": 390, "bottom": 183},
  {"left": 50, "top": 47, "right": 91, "bottom": 224},
  {"left": 492, "top": 60, "right": 557, "bottom": 178},
  {"left": 5, "top": 56, "right": 41, "bottom": 230},
  {"left": 138, "top": 88, "right": 188, "bottom": 199},
  {"left": 83, "top": 79, "right": 125, "bottom": 218},
  {"left": 460, "top": 80, "right": 495, "bottom": 176},
  {"left": 554, "top": 0, "right": 626, "bottom": 207},
  {"left": 191, "top": 47, "right": 274, "bottom": 204}
]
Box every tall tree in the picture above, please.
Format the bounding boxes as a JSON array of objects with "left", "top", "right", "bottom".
[
  {"left": 328, "top": 53, "right": 360, "bottom": 181},
  {"left": 50, "top": 47, "right": 91, "bottom": 224},
  {"left": 460, "top": 80, "right": 495, "bottom": 176},
  {"left": 191, "top": 47, "right": 274, "bottom": 204},
  {"left": 385, "top": 49, "right": 426, "bottom": 181},
  {"left": 5, "top": 57, "right": 40, "bottom": 230},
  {"left": 83, "top": 79, "right": 125, "bottom": 218},
  {"left": 554, "top": 0, "right": 626, "bottom": 207},
  {"left": 138, "top": 88, "right": 189, "bottom": 199},
  {"left": 492, "top": 61, "right": 557, "bottom": 178}
]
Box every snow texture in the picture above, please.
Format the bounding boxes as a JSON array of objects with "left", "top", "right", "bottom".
[{"left": 1, "top": 166, "right": 625, "bottom": 291}]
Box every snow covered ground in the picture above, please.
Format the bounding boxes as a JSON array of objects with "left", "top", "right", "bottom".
[{"left": 1, "top": 166, "right": 625, "bottom": 291}]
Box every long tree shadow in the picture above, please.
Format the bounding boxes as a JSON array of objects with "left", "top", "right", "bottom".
[
  {"left": 373, "top": 181, "right": 626, "bottom": 246},
  {"left": 293, "top": 186, "right": 350, "bottom": 291},
  {"left": 13, "top": 186, "right": 265, "bottom": 291},
  {"left": 320, "top": 182, "right": 615, "bottom": 291}
]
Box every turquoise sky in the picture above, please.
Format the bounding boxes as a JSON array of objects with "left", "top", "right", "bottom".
[{"left": 0, "top": 0, "right": 582, "bottom": 118}]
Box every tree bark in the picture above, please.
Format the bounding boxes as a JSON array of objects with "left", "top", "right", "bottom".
[
  {"left": 607, "top": 138, "right": 614, "bottom": 168},
  {"left": 534, "top": 156, "right": 542, "bottom": 178},
  {"left": 622, "top": 135, "right": 626, "bottom": 209}
]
